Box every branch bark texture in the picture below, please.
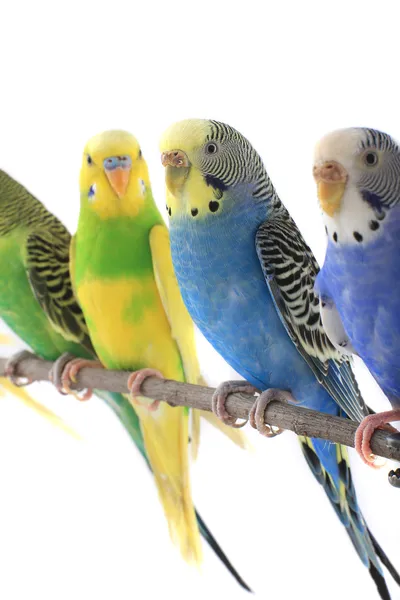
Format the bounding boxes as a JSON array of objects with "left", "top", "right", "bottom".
[{"left": 1, "top": 355, "right": 399, "bottom": 463}]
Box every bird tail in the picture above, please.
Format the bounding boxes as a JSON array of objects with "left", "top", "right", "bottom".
[
  {"left": 190, "top": 409, "right": 250, "bottom": 461},
  {"left": 300, "top": 436, "right": 397, "bottom": 599},
  {"left": 131, "top": 397, "right": 201, "bottom": 565},
  {"left": 0, "top": 376, "right": 80, "bottom": 439},
  {"left": 195, "top": 510, "right": 252, "bottom": 592},
  {"left": 190, "top": 409, "right": 201, "bottom": 461},
  {"left": 1, "top": 378, "right": 251, "bottom": 588},
  {"left": 97, "top": 390, "right": 251, "bottom": 590},
  {"left": 95, "top": 389, "right": 148, "bottom": 462}
]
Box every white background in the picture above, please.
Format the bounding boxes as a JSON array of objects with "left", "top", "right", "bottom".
[{"left": 0, "top": 1, "right": 399, "bottom": 598}]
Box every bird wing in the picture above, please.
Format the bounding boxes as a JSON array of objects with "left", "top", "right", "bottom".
[
  {"left": 149, "top": 223, "right": 202, "bottom": 385},
  {"left": 23, "top": 227, "right": 94, "bottom": 354},
  {"left": 255, "top": 212, "right": 368, "bottom": 421}
]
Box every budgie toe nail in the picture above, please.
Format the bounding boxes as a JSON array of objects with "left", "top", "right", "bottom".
[
  {"left": 249, "top": 388, "right": 293, "bottom": 438},
  {"left": 211, "top": 381, "right": 258, "bottom": 428},
  {"left": 127, "top": 368, "right": 164, "bottom": 411},
  {"left": 354, "top": 409, "right": 400, "bottom": 467},
  {"left": 388, "top": 468, "right": 400, "bottom": 488},
  {"left": 59, "top": 356, "right": 103, "bottom": 402},
  {"left": 4, "top": 350, "right": 36, "bottom": 387},
  {"left": 49, "top": 352, "right": 77, "bottom": 392},
  {"left": 63, "top": 358, "right": 103, "bottom": 401}
]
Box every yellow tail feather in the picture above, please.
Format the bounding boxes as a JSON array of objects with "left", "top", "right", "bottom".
[
  {"left": 198, "top": 411, "right": 252, "bottom": 451},
  {"left": 132, "top": 396, "right": 202, "bottom": 565},
  {"left": 0, "top": 335, "right": 80, "bottom": 439},
  {"left": 190, "top": 411, "right": 201, "bottom": 461},
  {"left": 0, "top": 333, "right": 16, "bottom": 345},
  {"left": 0, "top": 378, "right": 81, "bottom": 440},
  {"left": 190, "top": 410, "right": 251, "bottom": 461}
]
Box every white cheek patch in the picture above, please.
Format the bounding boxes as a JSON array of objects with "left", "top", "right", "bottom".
[
  {"left": 88, "top": 183, "right": 97, "bottom": 202},
  {"left": 139, "top": 179, "right": 146, "bottom": 196},
  {"left": 322, "top": 184, "right": 385, "bottom": 246}
]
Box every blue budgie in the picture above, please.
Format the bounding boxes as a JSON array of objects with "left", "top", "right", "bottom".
[
  {"left": 313, "top": 127, "right": 400, "bottom": 474},
  {"left": 160, "top": 118, "right": 400, "bottom": 599}
]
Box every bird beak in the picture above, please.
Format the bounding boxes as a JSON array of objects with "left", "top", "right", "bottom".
[
  {"left": 313, "top": 161, "right": 348, "bottom": 217},
  {"left": 161, "top": 150, "right": 190, "bottom": 195},
  {"left": 161, "top": 150, "right": 190, "bottom": 168},
  {"left": 105, "top": 167, "right": 131, "bottom": 199}
]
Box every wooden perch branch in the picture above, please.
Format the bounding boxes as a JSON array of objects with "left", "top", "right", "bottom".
[{"left": 1, "top": 355, "right": 399, "bottom": 463}]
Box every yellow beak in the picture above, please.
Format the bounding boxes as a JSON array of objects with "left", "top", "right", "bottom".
[
  {"left": 317, "top": 180, "right": 347, "bottom": 217},
  {"left": 105, "top": 167, "right": 131, "bottom": 198},
  {"left": 313, "top": 161, "right": 348, "bottom": 217},
  {"left": 161, "top": 149, "right": 190, "bottom": 196}
]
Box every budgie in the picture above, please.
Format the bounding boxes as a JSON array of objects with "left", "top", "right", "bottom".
[
  {"left": 160, "top": 118, "right": 400, "bottom": 599},
  {"left": 313, "top": 127, "right": 400, "bottom": 474},
  {"left": 0, "top": 167, "right": 250, "bottom": 590},
  {"left": 55, "top": 129, "right": 249, "bottom": 575}
]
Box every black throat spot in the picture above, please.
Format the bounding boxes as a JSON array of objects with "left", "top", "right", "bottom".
[
  {"left": 361, "top": 189, "right": 384, "bottom": 212},
  {"left": 204, "top": 174, "right": 228, "bottom": 195}
]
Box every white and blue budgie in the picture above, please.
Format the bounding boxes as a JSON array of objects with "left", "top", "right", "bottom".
[{"left": 313, "top": 127, "right": 400, "bottom": 473}]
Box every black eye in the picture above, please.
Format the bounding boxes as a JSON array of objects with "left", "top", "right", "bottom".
[
  {"left": 205, "top": 142, "right": 218, "bottom": 155},
  {"left": 87, "top": 155, "right": 93, "bottom": 165},
  {"left": 364, "top": 151, "right": 378, "bottom": 166}
]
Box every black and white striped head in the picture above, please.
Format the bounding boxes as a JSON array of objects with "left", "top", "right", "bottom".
[
  {"left": 313, "top": 127, "right": 400, "bottom": 246},
  {"left": 160, "top": 119, "right": 277, "bottom": 220}
]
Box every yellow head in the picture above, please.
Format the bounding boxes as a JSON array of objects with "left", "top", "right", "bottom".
[
  {"left": 80, "top": 130, "right": 151, "bottom": 219},
  {"left": 160, "top": 119, "right": 269, "bottom": 221},
  {"left": 160, "top": 119, "right": 213, "bottom": 220}
]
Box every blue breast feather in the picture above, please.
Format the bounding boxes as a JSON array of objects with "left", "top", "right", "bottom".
[
  {"left": 169, "top": 204, "right": 348, "bottom": 476},
  {"left": 169, "top": 192, "right": 386, "bottom": 579},
  {"left": 317, "top": 206, "right": 400, "bottom": 403}
]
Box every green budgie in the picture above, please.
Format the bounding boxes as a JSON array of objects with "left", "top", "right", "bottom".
[{"left": 0, "top": 168, "right": 251, "bottom": 591}]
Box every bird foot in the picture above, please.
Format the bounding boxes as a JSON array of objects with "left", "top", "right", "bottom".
[
  {"left": 354, "top": 410, "right": 400, "bottom": 468},
  {"left": 50, "top": 353, "right": 102, "bottom": 401},
  {"left": 49, "top": 353, "right": 77, "bottom": 394},
  {"left": 4, "top": 350, "right": 36, "bottom": 386},
  {"left": 127, "top": 368, "right": 164, "bottom": 411},
  {"left": 249, "top": 388, "right": 294, "bottom": 437},
  {"left": 211, "top": 380, "right": 259, "bottom": 428}
]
